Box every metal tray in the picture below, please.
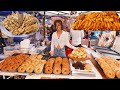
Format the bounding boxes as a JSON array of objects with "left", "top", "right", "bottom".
[{"left": 43, "top": 57, "right": 71, "bottom": 75}]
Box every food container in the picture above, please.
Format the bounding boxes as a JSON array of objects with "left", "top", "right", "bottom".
[
  {"left": 3, "top": 46, "right": 15, "bottom": 56},
  {"left": 20, "top": 48, "right": 29, "bottom": 53}
]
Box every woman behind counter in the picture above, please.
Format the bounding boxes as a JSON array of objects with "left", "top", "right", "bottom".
[{"left": 49, "top": 20, "right": 77, "bottom": 57}]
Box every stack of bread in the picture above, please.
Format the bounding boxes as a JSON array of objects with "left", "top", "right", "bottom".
[
  {"left": 44, "top": 58, "right": 55, "bottom": 74},
  {"left": 18, "top": 54, "right": 46, "bottom": 73},
  {"left": 61, "top": 58, "right": 70, "bottom": 75},
  {"left": 0, "top": 54, "right": 29, "bottom": 72},
  {"left": 72, "top": 11, "right": 120, "bottom": 31},
  {"left": 96, "top": 56, "right": 120, "bottom": 79},
  {"left": 44, "top": 57, "right": 70, "bottom": 75}
]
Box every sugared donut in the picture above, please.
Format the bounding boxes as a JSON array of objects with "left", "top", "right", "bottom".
[
  {"left": 34, "top": 65, "right": 43, "bottom": 74},
  {"left": 18, "top": 66, "right": 26, "bottom": 73},
  {"left": 41, "top": 60, "right": 46, "bottom": 64},
  {"left": 104, "top": 70, "right": 115, "bottom": 79},
  {"left": 116, "top": 70, "right": 120, "bottom": 79},
  {"left": 37, "top": 55, "right": 43, "bottom": 60},
  {"left": 26, "top": 65, "right": 34, "bottom": 73}
]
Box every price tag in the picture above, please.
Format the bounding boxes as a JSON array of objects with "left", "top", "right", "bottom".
[{"left": 51, "top": 74, "right": 55, "bottom": 78}]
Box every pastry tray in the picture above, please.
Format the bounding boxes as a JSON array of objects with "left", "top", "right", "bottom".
[
  {"left": 94, "top": 59, "right": 118, "bottom": 79},
  {"left": 42, "top": 57, "right": 72, "bottom": 75},
  {"left": 70, "top": 59, "right": 102, "bottom": 79},
  {"left": 68, "top": 54, "right": 90, "bottom": 61}
]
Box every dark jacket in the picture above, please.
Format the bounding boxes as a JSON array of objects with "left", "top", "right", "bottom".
[{"left": 0, "top": 37, "right": 6, "bottom": 47}]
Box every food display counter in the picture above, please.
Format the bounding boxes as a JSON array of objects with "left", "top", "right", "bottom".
[{"left": 0, "top": 47, "right": 104, "bottom": 79}]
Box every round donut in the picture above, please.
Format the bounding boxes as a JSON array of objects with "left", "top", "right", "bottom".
[
  {"left": 114, "top": 61, "right": 120, "bottom": 67},
  {"left": 41, "top": 60, "right": 46, "bottom": 64},
  {"left": 44, "top": 67, "right": 52, "bottom": 74},
  {"left": 104, "top": 70, "right": 115, "bottom": 79},
  {"left": 114, "top": 68, "right": 120, "bottom": 74},
  {"left": 62, "top": 58, "right": 69, "bottom": 62},
  {"left": 116, "top": 70, "right": 120, "bottom": 79},
  {"left": 53, "top": 67, "right": 61, "bottom": 74},
  {"left": 21, "top": 63, "right": 28, "bottom": 68},
  {"left": 84, "top": 63, "right": 92, "bottom": 70},
  {"left": 62, "top": 67, "right": 70, "bottom": 75},
  {"left": 27, "top": 60, "right": 32, "bottom": 65},
  {"left": 1, "top": 65, "right": 9, "bottom": 71},
  {"left": 33, "top": 60, "right": 39, "bottom": 65},
  {"left": 34, "top": 67, "right": 42, "bottom": 74},
  {"left": 98, "top": 60, "right": 106, "bottom": 66},
  {"left": 16, "top": 60, "right": 23, "bottom": 65},
  {"left": 102, "top": 64, "right": 111, "bottom": 69},
  {"left": 26, "top": 65, "right": 34, "bottom": 73},
  {"left": 18, "top": 66, "right": 26, "bottom": 73},
  {"left": 100, "top": 62, "right": 108, "bottom": 69},
  {"left": 8, "top": 65, "right": 17, "bottom": 72},
  {"left": 55, "top": 59, "right": 62, "bottom": 64},
  {"left": 37, "top": 55, "right": 43, "bottom": 60},
  {"left": 34, "top": 65, "right": 43, "bottom": 74},
  {"left": 62, "top": 62, "right": 69, "bottom": 67}
]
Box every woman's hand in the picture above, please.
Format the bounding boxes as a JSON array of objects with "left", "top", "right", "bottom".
[{"left": 49, "top": 50, "right": 54, "bottom": 56}]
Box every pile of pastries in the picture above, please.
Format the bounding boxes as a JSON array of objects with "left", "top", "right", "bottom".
[
  {"left": 3, "top": 12, "right": 39, "bottom": 35},
  {"left": 96, "top": 56, "right": 120, "bottom": 79},
  {"left": 72, "top": 11, "right": 120, "bottom": 31},
  {"left": 0, "top": 54, "right": 46, "bottom": 74},
  {"left": 0, "top": 54, "right": 29, "bottom": 72},
  {"left": 18, "top": 54, "right": 46, "bottom": 73},
  {"left": 44, "top": 57, "right": 70, "bottom": 75},
  {"left": 72, "top": 61, "right": 92, "bottom": 70},
  {"left": 68, "top": 47, "right": 87, "bottom": 60}
]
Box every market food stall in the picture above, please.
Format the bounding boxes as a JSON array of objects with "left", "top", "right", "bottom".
[{"left": 0, "top": 11, "right": 120, "bottom": 79}]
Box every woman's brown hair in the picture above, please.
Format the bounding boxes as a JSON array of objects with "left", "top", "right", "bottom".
[{"left": 54, "top": 20, "right": 63, "bottom": 30}]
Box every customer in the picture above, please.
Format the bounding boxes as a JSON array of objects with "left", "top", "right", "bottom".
[
  {"left": 89, "top": 32, "right": 98, "bottom": 39},
  {"left": 49, "top": 20, "right": 77, "bottom": 57},
  {"left": 0, "top": 30, "right": 6, "bottom": 54},
  {"left": 49, "top": 24, "right": 56, "bottom": 41},
  {"left": 70, "top": 29, "right": 84, "bottom": 47},
  {"left": 83, "top": 31, "right": 89, "bottom": 39}
]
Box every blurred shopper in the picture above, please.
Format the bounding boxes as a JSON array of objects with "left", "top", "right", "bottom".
[
  {"left": 0, "top": 30, "right": 6, "bottom": 54},
  {"left": 83, "top": 31, "right": 89, "bottom": 39},
  {"left": 89, "top": 32, "right": 98, "bottom": 39},
  {"left": 70, "top": 29, "right": 84, "bottom": 47}
]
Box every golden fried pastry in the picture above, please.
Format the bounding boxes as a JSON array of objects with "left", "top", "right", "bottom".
[
  {"left": 104, "top": 70, "right": 115, "bottom": 79},
  {"left": 84, "top": 63, "right": 92, "bottom": 70}
]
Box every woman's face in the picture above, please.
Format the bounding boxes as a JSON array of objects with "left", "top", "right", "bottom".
[{"left": 56, "top": 22, "right": 62, "bottom": 31}]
